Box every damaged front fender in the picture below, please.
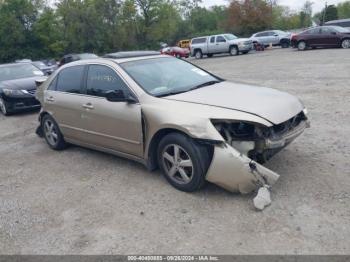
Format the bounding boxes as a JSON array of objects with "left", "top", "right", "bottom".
[{"left": 205, "top": 143, "right": 280, "bottom": 194}]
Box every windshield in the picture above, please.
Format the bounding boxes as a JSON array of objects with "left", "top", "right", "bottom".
[
  {"left": 224, "top": 34, "right": 238, "bottom": 40},
  {"left": 0, "top": 64, "right": 44, "bottom": 82},
  {"left": 332, "top": 26, "right": 350, "bottom": 33},
  {"left": 120, "top": 57, "right": 220, "bottom": 97}
]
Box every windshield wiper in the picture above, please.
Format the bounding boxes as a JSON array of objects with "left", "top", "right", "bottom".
[
  {"left": 156, "top": 90, "right": 188, "bottom": 98},
  {"left": 156, "top": 80, "right": 221, "bottom": 98},
  {"left": 189, "top": 80, "right": 221, "bottom": 91}
]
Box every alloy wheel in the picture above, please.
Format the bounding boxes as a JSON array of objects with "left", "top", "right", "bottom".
[
  {"left": 195, "top": 51, "right": 202, "bottom": 59},
  {"left": 342, "top": 39, "right": 350, "bottom": 49},
  {"left": 298, "top": 41, "right": 306, "bottom": 51},
  {"left": 161, "top": 144, "right": 194, "bottom": 185},
  {"left": 230, "top": 47, "right": 238, "bottom": 56},
  {"left": 44, "top": 119, "right": 58, "bottom": 146}
]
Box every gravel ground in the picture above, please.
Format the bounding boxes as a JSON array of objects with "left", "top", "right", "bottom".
[{"left": 0, "top": 48, "right": 349, "bottom": 255}]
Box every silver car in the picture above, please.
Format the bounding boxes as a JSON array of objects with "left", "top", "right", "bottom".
[
  {"left": 250, "top": 30, "right": 291, "bottom": 48},
  {"left": 190, "top": 34, "right": 253, "bottom": 59},
  {"left": 36, "top": 53, "right": 309, "bottom": 199}
]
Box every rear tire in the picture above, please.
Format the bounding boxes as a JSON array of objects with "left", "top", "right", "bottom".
[
  {"left": 0, "top": 97, "right": 9, "bottom": 116},
  {"left": 42, "top": 114, "right": 67, "bottom": 150},
  {"left": 281, "top": 40, "right": 290, "bottom": 48},
  {"left": 341, "top": 39, "right": 350, "bottom": 49},
  {"left": 229, "top": 46, "right": 239, "bottom": 56},
  {"left": 157, "top": 133, "right": 210, "bottom": 192},
  {"left": 194, "top": 50, "right": 203, "bottom": 59},
  {"left": 297, "top": 41, "right": 307, "bottom": 51}
]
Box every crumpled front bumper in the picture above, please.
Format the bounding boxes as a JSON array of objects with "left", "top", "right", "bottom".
[
  {"left": 205, "top": 119, "right": 310, "bottom": 194},
  {"left": 205, "top": 143, "right": 280, "bottom": 193}
]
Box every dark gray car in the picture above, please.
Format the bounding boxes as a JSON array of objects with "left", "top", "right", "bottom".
[{"left": 0, "top": 63, "right": 45, "bottom": 115}]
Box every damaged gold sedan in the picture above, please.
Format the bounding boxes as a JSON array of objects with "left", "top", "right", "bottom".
[{"left": 35, "top": 53, "right": 309, "bottom": 207}]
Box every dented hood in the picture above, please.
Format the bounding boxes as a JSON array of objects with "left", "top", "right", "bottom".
[{"left": 165, "top": 81, "right": 304, "bottom": 125}]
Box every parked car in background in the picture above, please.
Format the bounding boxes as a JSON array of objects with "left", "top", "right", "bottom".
[
  {"left": 250, "top": 30, "right": 291, "bottom": 48},
  {"left": 190, "top": 34, "right": 253, "bottom": 59},
  {"left": 291, "top": 26, "right": 350, "bottom": 51},
  {"left": 325, "top": 18, "right": 350, "bottom": 30},
  {"left": 0, "top": 63, "right": 45, "bottom": 115},
  {"left": 103, "top": 51, "right": 160, "bottom": 59},
  {"left": 35, "top": 54, "right": 308, "bottom": 197},
  {"left": 161, "top": 46, "right": 190, "bottom": 58},
  {"left": 59, "top": 53, "right": 98, "bottom": 67},
  {"left": 177, "top": 39, "right": 190, "bottom": 49},
  {"left": 15, "top": 59, "right": 32, "bottom": 63},
  {"left": 32, "top": 61, "right": 56, "bottom": 75}
]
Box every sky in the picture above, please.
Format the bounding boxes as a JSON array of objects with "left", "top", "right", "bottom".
[{"left": 202, "top": 0, "right": 347, "bottom": 13}]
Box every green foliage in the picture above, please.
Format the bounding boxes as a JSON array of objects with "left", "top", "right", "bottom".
[
  {"left": 0, "top": 0, "right": 333, "bottom": 63},
  {"left": 314, "top": 4, "right": 339, "bottom": 25},
  {"left": 337, "top": 1, "right": 350, "bottom": 19}
]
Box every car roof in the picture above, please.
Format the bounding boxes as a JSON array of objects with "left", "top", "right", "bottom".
[
  {"left": 57, "top": 55, "right": 171, "bottom": 69},
  {"left": 326, "top": 18, "right": 350, "bottom": 23},
  {"left": 0, "top": 63, "right": 31, "bottom": 68},
  {"left": 103, "top": 51, "right": 160, "bottom": 59}
]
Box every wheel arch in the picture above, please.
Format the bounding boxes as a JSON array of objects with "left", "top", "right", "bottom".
[
  {"left": 229, "top": 44, "right": 238, "bottom": 50},
  {"left": 146, "top": 127, "right": 214, "bottom": 171}
]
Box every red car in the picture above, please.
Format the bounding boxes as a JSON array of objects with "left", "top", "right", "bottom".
[
  {"left": 161, "top": 47, "right": 190, "bottom": 58},
  {"left": 291, "top": 26, "right": 350, "bottom": 51}
]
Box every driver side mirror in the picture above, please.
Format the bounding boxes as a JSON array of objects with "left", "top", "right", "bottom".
[{"left": 105, "top": 90, "right": 137, "bottom": 103}]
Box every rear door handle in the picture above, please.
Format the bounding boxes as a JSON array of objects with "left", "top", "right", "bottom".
[
  {"left": 82, "top": 103, "right": 94, "bottom": 110},
  {"left": 46, "top": 96, "right": 55, "bottom": 102}
]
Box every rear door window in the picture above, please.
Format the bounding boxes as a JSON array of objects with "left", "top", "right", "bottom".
[
  {"left": 191, "top": 38, "right": 207, "bottom": 44},
  {"left": 56, "top": 65, "right": 85, "bottom": 94}
]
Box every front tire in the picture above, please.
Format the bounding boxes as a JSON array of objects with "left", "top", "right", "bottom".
[
  {"left": 341, "top": 39, "right": 350, "bottom": 49},
  {"left": 42, "top": 114, "right": 67, "bottom": 150},
  {"left": 229, "top": 46, "right": 239, "bottom": 56},
  {"left": 157, "top": 133, "right": 210, "bottom": 192},
  {"left": 298, "top": 41, "right": 307, "bottom": 51},
  {"left": 0, "top": 97, "right": 10, "bottom": 116}
]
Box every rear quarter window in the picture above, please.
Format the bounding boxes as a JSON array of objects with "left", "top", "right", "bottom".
[{"left": 191, "top": 38, "right": 207, "bottom": 44}]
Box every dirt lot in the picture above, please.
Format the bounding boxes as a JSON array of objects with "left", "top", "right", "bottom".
[{"left": 1, "top": 48, "right": 349, "bottom": 255}]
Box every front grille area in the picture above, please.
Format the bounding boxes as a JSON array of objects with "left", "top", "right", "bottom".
[
  {"left": 244, "top": 40, "right": 253, "bottom": 45},
  {"left": 270, "top": 111, "right": 306, "bottom": 138},
  {"left": 27, "top": 89, "right": 36, "bottom": 96}
]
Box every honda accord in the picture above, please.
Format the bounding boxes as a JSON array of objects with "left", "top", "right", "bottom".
[{"left": 35, "top": 53, "right": 309, "bottom": 199}]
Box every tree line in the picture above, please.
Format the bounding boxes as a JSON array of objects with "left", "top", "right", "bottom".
[{"left": 0, "top": 0, "right": 349, "bottom": 63}]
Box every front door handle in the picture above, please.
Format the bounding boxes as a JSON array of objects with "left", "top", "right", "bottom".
[
  {"left": 46, "top": 96, "right": 55, "bottom": 102},
  {"left": 82, "top": 103, "right": 94, "bottom": 110}
]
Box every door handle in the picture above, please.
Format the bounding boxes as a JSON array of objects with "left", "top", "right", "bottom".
[
  {"left": 82, "top": 103, "right": 94, "bottom": 110},
  {"left": 46, "top": 96, "right": 55, "bottom": 102}
]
